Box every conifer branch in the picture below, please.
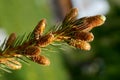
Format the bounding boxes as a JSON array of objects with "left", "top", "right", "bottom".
[{"left": 0, "top": 8, "right": 106, "bottom": 73}]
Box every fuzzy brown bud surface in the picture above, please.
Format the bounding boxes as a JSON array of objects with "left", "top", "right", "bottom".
[
  {"left": 24, "top": 46, "right": 40, "bottom": 56},
  {"left": 72, "top": 31, "right": 94, "bottom": 42},
  {"left": 6, "top": 33, "right": 16, "bottom": 47},
  {"left": 73, "top": 15, "right": 106, "bottom": 31},
  {"left": 0, "top": 58, "right": 22, "bottom": 70},
  {"left": 68, "top": 39, "right": 91, "bottom": 50},
  {"left": 34, "top": 19, "right": 46, "bottom": 40},
  {"left": 37, "top": 33, "right": 54, "bottom": 47},
  {"left": 30, "top": 55, "right": 50, "bottom": 66},
  {"left": 63, "top": 8, "right": 78, "bottom": 24}
]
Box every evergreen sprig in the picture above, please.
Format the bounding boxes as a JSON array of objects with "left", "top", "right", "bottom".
[{"left": 0, "top": 8, "right": 106, "bottom": 73}]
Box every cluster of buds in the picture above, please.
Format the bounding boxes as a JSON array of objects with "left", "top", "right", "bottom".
[
  {"left": 54, "top": 8, "right": 106, "bottom": 50},
  {"left": 14, "top": 19, "right": 52, "bottom": 66},
  {"left": 0, "top": 19, "right": 52, "bottom": 71},
  {"left": 0, "top": 8, "right": 106, "bottom": 72}
]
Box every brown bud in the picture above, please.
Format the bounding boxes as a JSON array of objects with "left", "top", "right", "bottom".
[
  {"left": 30, "top": 55, "right": 50, "bottom": 66},
  {"left": 72, "top": 32, "right": 94, "bottom": 42},
  {"left": 7, "top": 59, "right": 22, "bottom": 70},
  {"left": 24, "top": 46, "right": 40, "bottom": 56},
  {"left": 68, "top": 39, "right": 91, "bottom": 50},
  {"left": 0, "top": 58, "right": 22, "bottom": 70},
  {"left": 34, "top": 19, "right": 46, "bottom": 40},
  {"left": 89, "top": 15, "right": 106, "bottom": 26},
  {"left": 6, "top": 33, "right": 16, "bottom": 47},
  {"left": 63, "top": 8, "right": 78, "bottom": 24},
  {"left": 37, "top": 33, "right": 54, "bottom": 47},
  {"left": 83, "top": 15, "right": 106, "bottom": 31},
  {"left": 73, "top": 15, "right": 106, "bottom": 31}
]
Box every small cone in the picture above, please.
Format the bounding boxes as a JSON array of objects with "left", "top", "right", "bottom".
[
  {"left": 6, "top": 33, "right": 16, "bottom": 47},
  {"left": 30, "top": 55, "right": 50, "bottom": 66},
  {"left": 34, "top": 19, "right": 46, "bottom": 40}
]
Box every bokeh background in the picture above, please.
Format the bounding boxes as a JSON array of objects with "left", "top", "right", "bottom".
[{"left": 0, "top": 0, "right": 120, "bottom": 80}]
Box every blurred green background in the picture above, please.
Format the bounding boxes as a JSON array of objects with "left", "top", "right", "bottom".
[{"left": 0, "top": 0, "right": 120, "bottom": 80}]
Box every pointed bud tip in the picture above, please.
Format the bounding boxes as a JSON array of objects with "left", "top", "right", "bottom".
[
  {"left": 73, "top": 8, "right": 78, "bottom": 11},
  {"left": 41, "top": 19, "right": 46, "bottom": 22},
  {"left": 83, "top": 42, "right": 91, "bottom": 51},
  {"left": 72, "top": 8, "right": 78, "bottom": 14},
  {"left": 40, "top": 19, "right": 46, "bottom": 25},
  {"left": 100, "top": 15, "right": 106, "bottom": 22},
  {"left": 44, "top": 59, "right": 50, "bottom": 66}
]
